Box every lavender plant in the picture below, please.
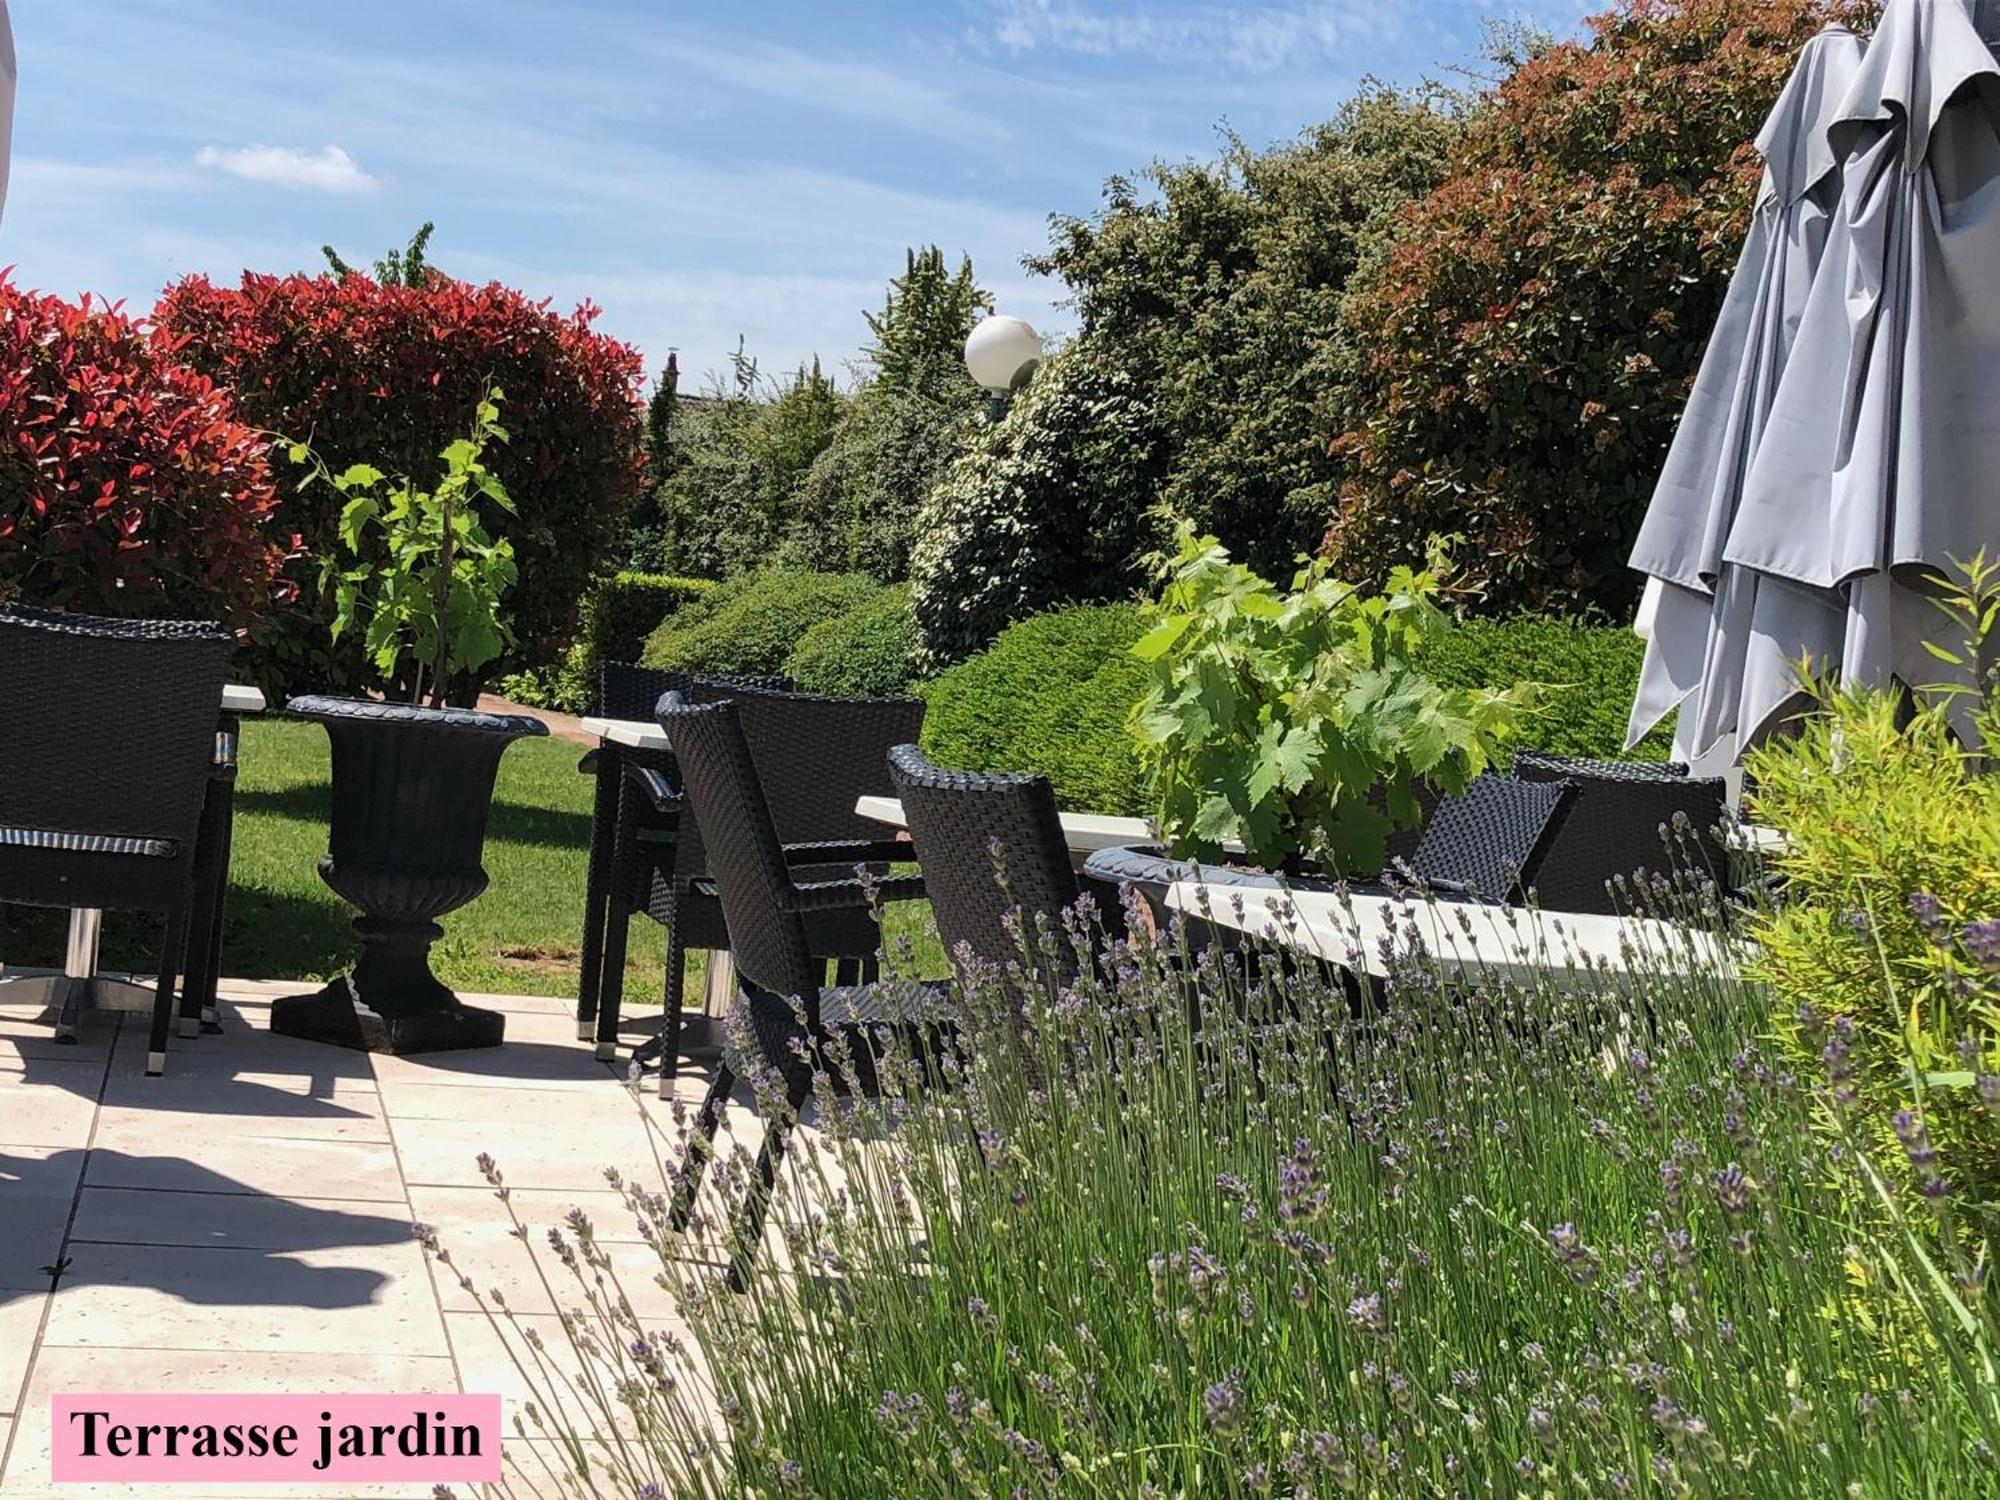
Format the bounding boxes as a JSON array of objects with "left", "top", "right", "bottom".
[{"left": 432, "top": 880, "right": 2000, "bottom": 1498}]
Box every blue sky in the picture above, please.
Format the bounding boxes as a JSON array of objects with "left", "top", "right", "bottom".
[{"left": 5, "top": 0, "right": 1587, "bottom": 390}]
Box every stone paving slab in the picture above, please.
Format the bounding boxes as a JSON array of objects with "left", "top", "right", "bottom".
[
  {"left": 41, "top": 1239, "right": 451, "bottom": 1356},
  {"left": 0, "top": 979, "right": 740, "bottom": 1497},
  {"left": 0, "top": 1060, "right": 103, "bottom": 1148},
  {"left": 91, "top": 1071, "right": 390, "bottom": 1146},
  {"left": 67, "top": 1186, "right": 417, "bottom": 1255},
  {"left": 0, "top": 1294, "right": 46, "bottom": 1416},
  {"left": 82, "top": 1137, "right": 408, "bottom": 1204}
]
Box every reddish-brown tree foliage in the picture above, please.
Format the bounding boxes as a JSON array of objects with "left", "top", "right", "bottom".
[
  {"left": 155, "top": 270, "right": 645, "bottom": 692},
  {"left": 0, "top": 277, "right": 289, "bottom": 628},
  {"left": 1326, "top": 0, "right": 1877, "bottom": 614}
]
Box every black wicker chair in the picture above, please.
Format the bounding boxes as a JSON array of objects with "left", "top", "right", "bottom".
[
  {"left": 1511, "top": 751, "right": 1730, "bottom": 915},
  {"left": 885, "top": 744, "right": 1081, "bottom": 980},
  {"left": 587, "top": 672, "right": 928, "bottom": 1087},
  {"left": 634, "top": 681, "right": 927, "bottom": 1081},
  {"left": 1395, "top": 773, "right": 1578, "bottom": 904},
  {"left": 656, "top": 695, "right": 950, "bottom": 1288},
  {"left": 575, "top": 664, "right": 790, "bottom": 1061},
  {"left": 0, "top": 608, "right": 233, "bottom": 1074}
]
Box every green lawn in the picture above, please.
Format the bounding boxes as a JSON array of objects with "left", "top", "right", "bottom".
[{"left": 0, "top": 718, "right": 942, "bottom": 1000}]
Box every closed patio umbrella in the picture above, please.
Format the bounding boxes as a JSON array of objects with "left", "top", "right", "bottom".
[
  {"left": 1625, "top": 22, "right": 1865, "bottom": 759},
  {"left": 1721, "top": 0, "right": 2000, "bottom": 740}
]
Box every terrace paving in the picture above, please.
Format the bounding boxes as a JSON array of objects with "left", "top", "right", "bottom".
[{"left": 0, "top": 980, "right": 742, "bottom": 1499}]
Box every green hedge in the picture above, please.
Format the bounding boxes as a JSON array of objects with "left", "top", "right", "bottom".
[
  {"left": 520, "top": 571, "right": 712, "bottom": 711},
  {"left": 1420, "top": 615, "right": 1675, "bottom": 763},
  {"left": 920, "top": 603, "right": 1154, "bottom": 815},
  {"left": 642, "top": 568, "right": 884, "bottom": 679},
  {"left": 785, "top": 584, "right": 920, "bottom": 698}
]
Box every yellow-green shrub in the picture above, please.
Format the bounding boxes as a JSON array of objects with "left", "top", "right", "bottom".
[{"left": 1747, "top": 684, "right": 2000, "bottom": 1193}]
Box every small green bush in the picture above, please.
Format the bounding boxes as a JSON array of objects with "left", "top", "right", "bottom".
[
  {"left": 538, "top": 571, "right": 713, "bottom": 710},
  {"left": 921, "top": 603, "right": 1153, "bottom": 815},
  {"left": 1133, "top": 532, "right": 1531, "bottom": 874},
  {"left": 1419, "top": 614, "right": 1676, "bottom": 763},
  {"left": 784, "top": 584, "right": 920, "bottom": 698},
  {"left": 642, "top": 568, "right": 883, "bottom": 679}
]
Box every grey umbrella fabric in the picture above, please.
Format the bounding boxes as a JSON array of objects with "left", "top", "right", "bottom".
[
  {"left": 1722, "top": 0, "right": 2000, "bottom": 742},
  {"left": 0, "top": 2, "right": 14, "bottom": 227},
  {"left": 1631, "top": 0, "right": 2000, "bottom": 757},
  {"left": 1625, "top": 23, "right": 1866, "bottom": 757}
]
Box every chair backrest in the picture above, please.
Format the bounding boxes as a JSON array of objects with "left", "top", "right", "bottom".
[
  {"left": 722, "top": 682, "right": 926, "bottom": 847},
  {"left": 888, "top": 744, "right": 1079, "bottom": 974},
  {"left": 598, "top": 661, "right": 791, "bottom": 722},
  {"left": 656, "top": 695, "right": 821, "bottom": 1006},
  {"left": 1512, "top": 752, "right": 1730, "bottom": 914},
  {"left": 603, "top": 664, "right": 793, "bottom": 889},
  {"left": 0, "top": 607, "right": 232, "bottom": 851},
  {"left": 1407, "top": 773, "right": 1576, "bottom": 902},
  {"left": 1514, "top": 749, "right": 1690, "bottom": 782}
]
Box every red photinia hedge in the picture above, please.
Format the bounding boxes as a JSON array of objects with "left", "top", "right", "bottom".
[
  {"left": 154, "top": 270, "right": 645, "bottom": 694},
  {"left": 0, "top": 277, "right": 289, "bottom": 626},
  {"left": 1326, "top": 0, "right": 1876, "bottom": 615}
]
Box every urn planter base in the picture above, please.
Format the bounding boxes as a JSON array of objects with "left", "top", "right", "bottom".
[
  {"left": 272, "top": 918, "right": 506, "bottom": 1054},
  {"left": 274, "top": 695, "right": 546, "bottom": 1055}
]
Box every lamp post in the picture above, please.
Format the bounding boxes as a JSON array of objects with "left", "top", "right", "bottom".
[{"left": 965, "top": 314, "right": 1043, "bottom": 420}]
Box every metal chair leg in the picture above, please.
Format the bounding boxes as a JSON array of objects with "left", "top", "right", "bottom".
[
  {"left": 575, "top": 745, "right": 622, "bottom": 1041},
  {"left": 668, "top": 1062, "right": 733, "bottom": 1232},
  {"left": 180, "top": 770, "right": 231, "bottom": 1039},
  {"left": 728, "top": 1072, "right": 811, "bottom": 1293},
  {"left": 146, "top": 903, "right": 190, "bottom": 1076}
]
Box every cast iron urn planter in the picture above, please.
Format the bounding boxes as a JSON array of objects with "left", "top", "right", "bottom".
[{"left": 272, "top": 696, "right": 548, "bottom": 1054}]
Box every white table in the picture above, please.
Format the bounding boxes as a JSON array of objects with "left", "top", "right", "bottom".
[
  {"left": 1163, "top": 879, "right": 1735, "bottom": 987},
  {"left": 2, "top": 684, "right": 266, "bottom": 1035},
  {"left": 854, "top": 794, "right": 1153, "bottom": 857},
  {"left": 855, "top": 793, "right": 1735, "bottom": 986},
  {"left": 581, "top": 715, "right": 667, "bottom": 751}
]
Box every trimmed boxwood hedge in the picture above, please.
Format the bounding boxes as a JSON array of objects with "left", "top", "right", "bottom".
[
  {"left": 1418, "top": 614, "right": 1676, "bottom": 765},
  {"left": 642, "top": 568, "right": 884, "bottom": 679},
  {"left": 785, "top": 584, "right": 920, "bottom": 699},
  {"left": 920, "top": 602, "right": 1154, "bottom": 816}
]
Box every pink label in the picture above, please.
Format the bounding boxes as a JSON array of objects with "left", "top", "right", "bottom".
[{"left": 50, "top": 1394, "right": 503, "bottom": 1483}]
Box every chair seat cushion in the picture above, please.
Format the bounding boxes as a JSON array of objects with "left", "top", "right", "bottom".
[
  {"left": 730, "top": 979, "right": 956, "bottom": 1081},
  {"left": 0, "top": 826, "right": 178, "bottom": 858},
  {"left": 659, "top": 877, "right": 887, "bottom": 959}
]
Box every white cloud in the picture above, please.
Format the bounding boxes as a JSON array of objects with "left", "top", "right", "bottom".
[
  {"left": 986, "top": 0, "right": 1401, "bottom": 74},
  {"left": 193, "top": 144, "right": 377, "bottom": 194}
]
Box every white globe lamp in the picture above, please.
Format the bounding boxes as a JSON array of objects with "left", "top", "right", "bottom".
[{"left": 964, "top": 314, "right": 1043, "bottom": 396}]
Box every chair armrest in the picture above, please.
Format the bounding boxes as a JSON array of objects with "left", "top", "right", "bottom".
[
  {"left": 781, "top": 838, "right": 911, "bottom": 866},
  {"left": 626, "top": 766, "right": 685, "bottom": 816},
  {"left": 781, "top": 872, "right": 927, "bottom": 913}
]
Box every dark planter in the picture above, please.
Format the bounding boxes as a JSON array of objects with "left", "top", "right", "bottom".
[{"left": 272, "top": 696, "right": 548, "bottom": 1054}]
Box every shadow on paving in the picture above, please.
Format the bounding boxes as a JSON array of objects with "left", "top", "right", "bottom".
[
  {"left": 12, "top": 1045, "right": 378, "bottom": 1121},
  {"left": 0, "top": 1147, "right": 413, "bottom": 1310}
]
